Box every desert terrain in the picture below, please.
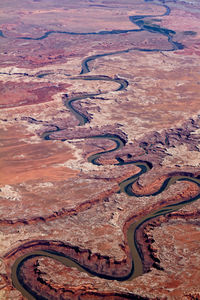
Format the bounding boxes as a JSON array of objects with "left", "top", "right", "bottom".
[{"left": 0, "top": 0, "right": 200, "bottom": 299}]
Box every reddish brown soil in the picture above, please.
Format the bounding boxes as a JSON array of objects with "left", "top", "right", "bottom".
[{"left": 0, "top": 0, "right": 200, "bottom": 299}]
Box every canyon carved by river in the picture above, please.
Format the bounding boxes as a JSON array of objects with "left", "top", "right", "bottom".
[{"left": 0, "top": 0, "right": 200, "bottom": 299}]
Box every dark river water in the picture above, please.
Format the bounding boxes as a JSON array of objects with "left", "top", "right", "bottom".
[{"left": 4, "top": 1, "right": 199, "bottom": 299}]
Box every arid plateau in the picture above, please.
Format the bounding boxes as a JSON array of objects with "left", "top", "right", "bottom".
[{"left": 0, "top": 0, "right": 200, "bottom": 299}]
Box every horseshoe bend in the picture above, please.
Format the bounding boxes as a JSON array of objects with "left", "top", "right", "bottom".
[{"left": 0, "top": 0, "right": 200, "bottom": 299}]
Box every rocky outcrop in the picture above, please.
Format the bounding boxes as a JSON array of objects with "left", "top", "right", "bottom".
[
  {"left": 5, "top": 240, "right": 132, "bottom": 281},
  {"left": 0, "top": 184, "right": 119, "bottom": 226},
  {"left": 18, "top": 256, "right": 148, "bottom": 300},
  {"left": 136, "top": 209, "right": 200, "bottom": 273},
  {"left": 0, "top": 0, "right": 200, "bottom": 298}
]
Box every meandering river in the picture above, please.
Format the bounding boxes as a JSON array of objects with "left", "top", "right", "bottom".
[{"left": 4, "top": 1, "right": 199, "bottom": 299}]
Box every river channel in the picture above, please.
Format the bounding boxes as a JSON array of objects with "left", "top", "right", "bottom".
[{"left": 7, "top": 1, "right": 200, "bottom": 299}]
